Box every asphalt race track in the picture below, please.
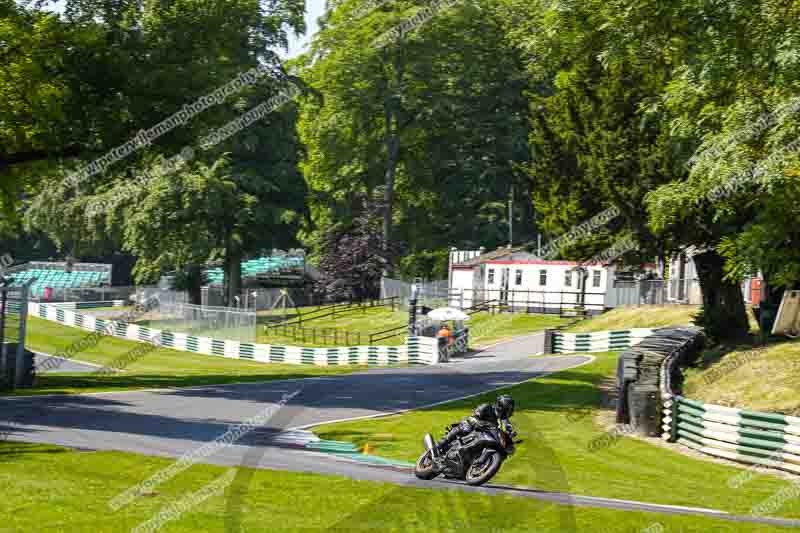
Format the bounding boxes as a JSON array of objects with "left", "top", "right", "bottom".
[{"left": 3, "top": 333, "right": 799, "bottom": 528}]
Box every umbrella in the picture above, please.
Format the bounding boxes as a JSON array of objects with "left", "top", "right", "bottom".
[{"left": 427, "top": 307, "right": 470, "bottom": 321}]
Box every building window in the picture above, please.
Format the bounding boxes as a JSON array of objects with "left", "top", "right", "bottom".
[
  {"left": 564, "top": 271, "right": 572, "bottom": 287},
  {"left": 592, "top": 270, "right": 602, "bottom": 288},
  {"left": 539, "top": 270, "right": 547, "bottom": 286},
  {"left": 515, "top": 270, "right": 523, "bottom": 286},
  {"left": 488, "top": 269, "right": 495, "bottom": 284}
]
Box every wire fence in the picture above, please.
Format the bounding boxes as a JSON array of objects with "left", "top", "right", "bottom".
[
  {"left": 135, "top": 287, "right": 189, "bottom": 307},
  {"left": 607, "top": 279, "right": 703, "bottom": 307},
  {"left": 202, "top": 286, "right": 319, "bottom": 311},
  {"left": 380, "top": 277, "right": 449, "bottom": 310},
  {"left": 138, "top": 301, "right": 257, "bottom": 343},
  {"left": 30, "top": 285, "right": 139, "bottom": 303}
]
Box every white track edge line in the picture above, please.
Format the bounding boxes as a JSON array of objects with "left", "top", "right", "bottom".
[{"left": 286, "top": 355, "right": 595, "bottom": 431}]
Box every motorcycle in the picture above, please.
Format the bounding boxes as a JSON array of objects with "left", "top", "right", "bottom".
[{"left": 413, "top": 423, "right": 520, "bottom": 486}]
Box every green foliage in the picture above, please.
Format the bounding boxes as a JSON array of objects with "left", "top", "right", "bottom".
[
  {"left": 18, "top": 0, "right": 307, "bottom": 286},
  {"left": 297, "top": 0, "right": 537, "bottom": 277},
  {"left": 316, "top": 197, "right": 399, "bottom": 301},
  {"left": 397, "top": 249, "right": 449, "bottom": 280}
]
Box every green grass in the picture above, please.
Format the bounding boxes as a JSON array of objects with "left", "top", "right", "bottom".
[
  {"left": 16, "top": 317, "right": 365, "bottom": 396},
  {"left": 465, "top": 312, "right": 571, "bottom": 347},
  {"left": 0, "top": 440, "right": 793, "bottom": 532},
  {"left": 134, "top": 318, "right": 257, "bottom": 343},
  {"left": 566, "top": 305, "right": 700, "bottom": 332},
  {"left": 82, "top": 305, "right": 134, "bottom": 312},
  {"left": 567, "top": 304, "right": 761, "bottom": 334},
  {"left": 314, "top": 351, "right": 800, "bottom": 518},
  {"left": 258, "top": 306, "right": 409, "bottom": 346},
  {"left": 683, "top": 339, "right": 800, "bottom": 415},
  {"left": 260, "top": 308, "right": 570, "bottom": 348},
  {"left": 130, "top": 301, "right": 569, "bottom": 348}
]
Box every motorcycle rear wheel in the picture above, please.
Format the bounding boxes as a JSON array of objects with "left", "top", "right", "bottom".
[
  {"left": 465, "top": 452, "right": 502, "bottom": 486},
  {"left": 414, "top": 450, "right": 438, "bottom": 480}
]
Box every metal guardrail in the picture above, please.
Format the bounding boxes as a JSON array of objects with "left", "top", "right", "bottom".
[
  {"left": 663, "top": 396, "right": 800, "bottom": 476},
  {"left": 657, "top": 331, "right": 800, "bottom": 475}
]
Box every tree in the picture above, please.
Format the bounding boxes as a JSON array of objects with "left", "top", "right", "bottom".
[
  {"left": 316, "top": 196, "right": 400, "bottom": 301},
  {"left": 23, "top": 0, "right": 308, "bottom": 296}
]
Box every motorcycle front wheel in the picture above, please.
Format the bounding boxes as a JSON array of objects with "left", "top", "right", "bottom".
[
  {"left": 414, "top": 450, "right": 439, "bottom": 480},
  {"left": 465, "top": 451, "right": 502, "bottom": 486}
]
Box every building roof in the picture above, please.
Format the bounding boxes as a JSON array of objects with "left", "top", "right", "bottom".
[
  {"left": 452, "top": 246, "right": 612, "bottom": 266},
  {"left": 453, "top": 247, "right": 541, "bottom": 267}
]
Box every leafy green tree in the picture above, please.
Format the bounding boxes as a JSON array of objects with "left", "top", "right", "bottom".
[
  {"left": 298, "top": 0, "right": 536, "bottom": 279},
  {"left": 23, "top": 0, "right": 307, "bottom": 297}
]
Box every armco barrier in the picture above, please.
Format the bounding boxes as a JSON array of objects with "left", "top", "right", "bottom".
[
  {"left": 659, "top": 334, "right": 800, "bottom": 474},
  {"left": 552, "top": 328, "right": 657, "bottom": 353},
  {"left": 616, "top": 327, "right": 705, "bottom": 433},
  {"left": 28, "top": 303, "right": 440, "bottom": 366},
  {"left": 662, "top": 396, "right": 800, "bottom": 475}
]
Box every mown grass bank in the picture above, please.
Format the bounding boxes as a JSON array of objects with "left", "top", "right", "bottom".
[
  {"left": 315, "top": 351, "right": 800, "bottom": 518},
  {"left": 0, "top": 440, "right": 793, "bottom": 532},
  {"left": 15, "top": 317, "right": 364, "bottom": 396},
  {"left": 683, "top": 339, "right": 800, "bottom": 415}
]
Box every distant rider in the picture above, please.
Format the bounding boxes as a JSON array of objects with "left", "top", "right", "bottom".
[{"left": 435, "top": 394, "right": 515, "bottom": 454}]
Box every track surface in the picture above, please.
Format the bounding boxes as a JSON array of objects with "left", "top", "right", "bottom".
[
  {"left": 33, "top": 352, "right": 101, "bottom": 373},
  {"left": 2, "top": 333, "right": 799, "bottom": 528}
]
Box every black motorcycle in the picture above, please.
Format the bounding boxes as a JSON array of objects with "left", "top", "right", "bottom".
[{"left": 413, "top": 423, "right": 519, "bottom": 486}]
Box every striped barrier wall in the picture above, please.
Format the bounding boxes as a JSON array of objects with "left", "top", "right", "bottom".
[
  {"left": 51, "top": 300, "right": 127, "bottom": 310},
  {"left": 553, "top": 328, "right": 657, "bottom": 353},
  {"left": 28, "top": 303, "right": 440, "bottom": 366},
  {"left": 662, "top": 395, "right": 800, "bottom": 475}
]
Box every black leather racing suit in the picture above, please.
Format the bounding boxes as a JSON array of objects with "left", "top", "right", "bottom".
[{"left": 436, "top": 409, "right": 512, "bottom": 452}]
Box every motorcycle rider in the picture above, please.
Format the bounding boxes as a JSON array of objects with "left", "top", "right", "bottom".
[{"left": 434, "top": 394, "right": 515, "bottom": 456}]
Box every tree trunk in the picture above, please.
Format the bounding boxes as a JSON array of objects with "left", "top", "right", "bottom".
[
  {"left": 188, "top": 265, "right": 202, "bottom": 306},
  {"left": 382, "top": 137, "right": 399, "bottom": 241},
  {"left": 225, "top": 236, "right": 243, "bottom": 309},
  {"left": 693, "top": 250, "right": 749, "bottom": 341}
]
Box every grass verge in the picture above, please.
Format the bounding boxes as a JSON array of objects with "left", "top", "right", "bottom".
[
  {"left": 0, "top": 440, "right": 793, "bottom": 532},
  {"left": 566, "top": 305, "right": 700, "bottom": 332},
  {"left": 683, "top": 338, "right": 800, "bottom": 415},
  {"left": 466, "top": 312, "right": 571, "bottom": 347},
  {"left": 17, "top": 317, "right": 365, "bottom": 396},
  {"left": 314, "top": 351, "right": 800, "bottom": 518}
]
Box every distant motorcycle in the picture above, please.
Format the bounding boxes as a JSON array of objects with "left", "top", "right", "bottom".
[{"left": 414, "top": 423, "right": 520, "bottom": 486}]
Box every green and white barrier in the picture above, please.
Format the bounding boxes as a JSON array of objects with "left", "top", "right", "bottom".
[
  {"left": 50, "top": 300, "right": 127, "bottom": 310},
  {"left": 552, "top": 328, "right": 657, "bottom": 353},
  {"left": 29, "top": 302, "right": 441, "bottom": 366},
  {"left": 662, "top": 395, "right": 800, "bottom": 475}
]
